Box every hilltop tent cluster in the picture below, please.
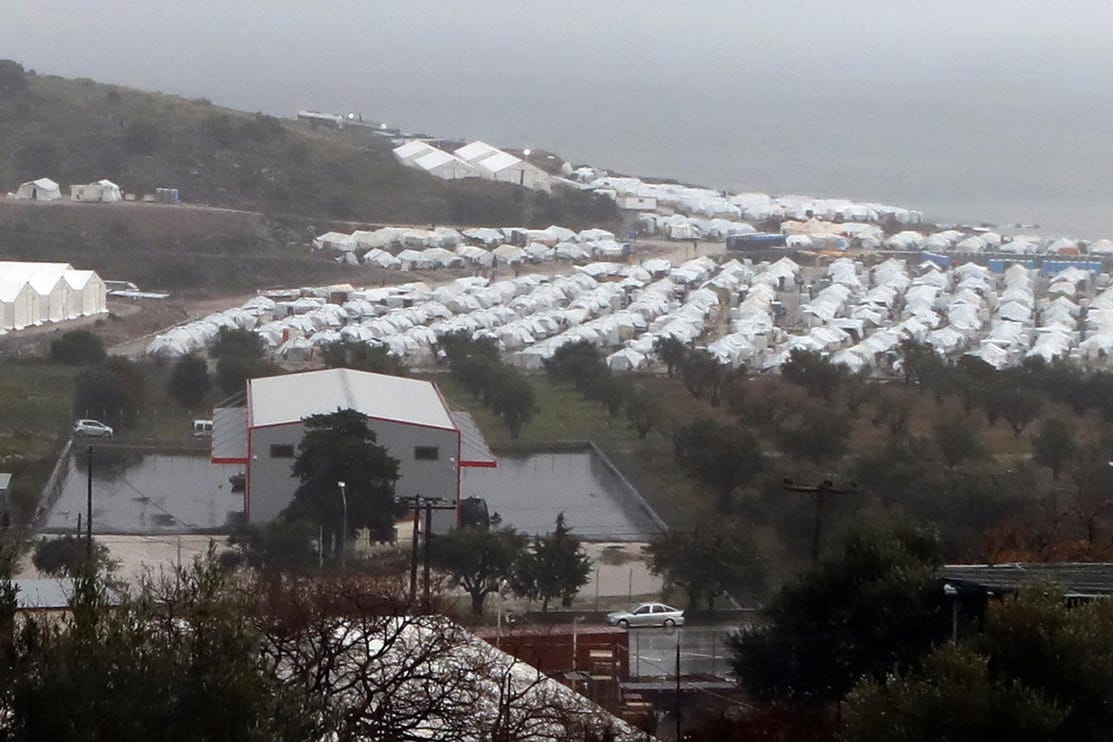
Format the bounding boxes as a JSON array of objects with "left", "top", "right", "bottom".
[
  {"left": 0, "top": 261, "right": 107, "bottom": 333},
  {"left": 312, "top": 224, "right": 629, "bottom": 270},
  {"left": 580, "top": 173, "right": 924, "bottom": 224},
  {"left": 393, "top": 140, "right": 551, "bottom": 192},
  {"left": 9, "top": 177, "right": 122, "bottom": 203}
]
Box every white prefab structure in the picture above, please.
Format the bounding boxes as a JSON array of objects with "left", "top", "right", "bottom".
[
  {"left": 14, "top": 178, "right": 61, "bottom": 201},
  {"left": 215, "top": 369, "right": 495, "bottom": 529},
  {"left": 453, "top": 142, "right": 551, "bottom": 192},
  {"left": 393, "top": 140, "right": 439, "bottom": 164},
  {"left": 618, "top": 195, "right": 657, "bottom": 211},
  {"left": 0, "top": 261, "right": 108, "bottom": 332},
  {"left": 0, "top": 280, "right": 39, "bottom": 330},
  {"left": 70, "top": 179, "right": 122, "bottom": 202},
  {"left": 63, "top": 270, "right": 108, "bottom": 316},
  {"left": 412, "top": 149, "right": 480, "bottom": 180}
]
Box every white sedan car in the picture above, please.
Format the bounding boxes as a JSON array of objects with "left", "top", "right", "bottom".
[
  {"left": 605, "top": 602, "right": 685, "bottom": 629},
  {"left": 73, "top": 419, "right": 114, "bottom": 438}
]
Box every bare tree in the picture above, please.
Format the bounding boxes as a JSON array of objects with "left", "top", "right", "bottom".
[{"left": 251, "top": 574, "right": 642, "bottom": 741}]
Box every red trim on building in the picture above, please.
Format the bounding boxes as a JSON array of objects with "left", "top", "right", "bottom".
[
  {"left": 460, "top": 460, "right": 497, "bottom": 468},
  {"left": 244, "top": 383, "right": 253, "bottom": 523},
  {"left": 211, "top": 457, "right": 249, "bottom": 465}
]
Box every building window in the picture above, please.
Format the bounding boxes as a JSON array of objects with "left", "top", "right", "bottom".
[
  {"left": 270, "top": 444, "right": 295, "bottom": 459},
  {"left": 414, "top": 446, "right": 439, "bottom": 461}
]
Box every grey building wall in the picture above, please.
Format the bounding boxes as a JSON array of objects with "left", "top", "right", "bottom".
[{"left": 247, "top": 419, "right": 459, "bottom": 528}]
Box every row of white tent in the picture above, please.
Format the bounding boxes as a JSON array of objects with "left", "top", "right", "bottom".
[
  {"left": 393, "top": 140, "right": 552, "bottom": 192},
  {"left": 9, "top": 177, "right": 122, "bottom": 203},
  {"left": 0, "top": 261, "right": 108, "bottom": 332},
  {"left": 885, "top": 229, "right": 1113, "bottom": 257},
  {"left": 585, "top": 174, "right": 925, "bottom": 225},
  {"left": 352, "top": 239, "right": 629, "bottom": 270},
  {"left": 147, "top": 251, "right": 1113, "bottom": 378},
  {"left": 313, "top": 225, "right": 615, "bottom": 253},
  {"left": 312, "top": 224, "right": 627, "bottom": 269}
]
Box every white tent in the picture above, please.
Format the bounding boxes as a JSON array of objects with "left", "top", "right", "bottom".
[
  {"left": 313, "top": 232, "right": 356, "bottom": 251},
  {"left": 14, "top": 178, "right": 61, "bottom": 201},
  {"left": 70, "top": 179, "right": 122, "bottom": 203},
  {"left": 0, "top": 279, "right": 39, "bottom": 330},
  {"left": 413, "top": 149, "right": 480, "bottom": 180},
  {"left": 0, "top": 261, "right": 107, "bottom": 331},
  {"left": 492, "top": 244, "right": 526, "bottom": 264}
]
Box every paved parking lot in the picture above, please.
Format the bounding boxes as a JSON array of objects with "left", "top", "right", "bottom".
[{"left": 627, "top": 625, "right": 739, "bottom": 678}]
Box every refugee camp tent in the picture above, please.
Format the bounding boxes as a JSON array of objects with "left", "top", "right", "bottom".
[
  {"left": 0, "top": 279, "right": 39, "bottom": 330},
  {"left": 1089, "top": 239, "right": 1113, "bottom": 256},
  {"left": 70, "top": 179, "right": 122, "bottom": 202},
  {"left": 14, "top": 178, "right": 61, "bottom": 201},
  {"left": 392, "top": 140, "right": 438, "bottom": 164},
  {"left": 413, "top": 150, "right": 480, "bottom": 180},
  {"left": 313, "top": 232, "right": 356, "bottom": 252},
  {"left": 62, "top": 270, "right": 107, "bottom": 316},
  {"left": 492, "top": 244, "right": 526, "bottom": 264}
]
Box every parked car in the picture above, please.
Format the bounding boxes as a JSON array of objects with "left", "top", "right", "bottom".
[
  {"left": 73, "top": 419, "right": 114, "bottom": 438},
  {"left": 605, "top": 602, "right": 685, "bottom": 628}
]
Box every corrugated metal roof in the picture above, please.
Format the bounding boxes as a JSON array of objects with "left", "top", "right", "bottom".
[
  {"left": 450, "top": 410, "right": 497, "bottom": 467},
  {"left": 249, "top": 369, "right": 456, "bottom": 431},
  {"left": 940, "top": 563, "right": 1113, "bottom": 598}
]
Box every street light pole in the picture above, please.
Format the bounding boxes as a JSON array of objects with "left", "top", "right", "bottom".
[
  {"left": 337, "top": 481, "right": 347, "bottom": 569},
  {"left": 86, "top": 445, "right": 94, "bottom": 561}
]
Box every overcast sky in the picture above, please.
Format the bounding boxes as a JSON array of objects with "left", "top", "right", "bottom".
[{"left": 4, "top": 1, "right": 1112, "bottom": 234}]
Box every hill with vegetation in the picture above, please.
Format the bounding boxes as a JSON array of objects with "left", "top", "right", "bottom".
[
  {"left": 0, "top": 60, "right": 618, "bottom": 226},
  {"left": 0, "top": 60, "right": 619, "bottom": 289}
]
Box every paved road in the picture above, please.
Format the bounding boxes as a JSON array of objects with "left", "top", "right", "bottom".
[{"left": 626, "top": 625, "right": 740, "bottom": 679}]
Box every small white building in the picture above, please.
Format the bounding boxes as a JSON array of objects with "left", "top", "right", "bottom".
[
  {"left": 618, "top": 195, "right": 657, "bottom": 211},
  {"left": 14, "top": 178, "right": 61, "bottom": 201},
  {"left": 211, "top": 369, "right": 495, "bottom": 530}
]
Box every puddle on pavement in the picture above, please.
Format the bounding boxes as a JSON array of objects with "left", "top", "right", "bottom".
[
  {"left": 44, "top": 445, "right": 656, "bottom": 540},
  {"left": 461, "top": 447, "right": 658, "bottom": 541},
  {"left": 45, "top": 448, "right": 244, "bottom": 534}
]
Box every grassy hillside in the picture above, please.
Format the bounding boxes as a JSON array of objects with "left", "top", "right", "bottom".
[{"left": 0, "top": 61, "right": 618, "bottom": 227}]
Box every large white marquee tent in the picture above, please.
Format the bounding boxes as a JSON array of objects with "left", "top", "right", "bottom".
[
  {"left": 14, "top": 178, "right": 62, "bottom": 201},
  {"left": 0, "top": 261, "right": 107, "bottom": 332}
]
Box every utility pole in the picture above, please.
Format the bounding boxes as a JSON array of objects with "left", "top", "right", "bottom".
[
  {"left": 409, "top": 497, "right": 421, "bottom": 605},
  {"left": 86, "top": 445, "right": 94, "bottom": 560},
  {"left": 675, "top": 635, "right": 682, "bottom": 741},
  {"left": 399, "top": 495, "right": 454, "bottom": 611},
  {"left": 337, "top": 481, "right": 347, "bottom": 569},
  {"left": 422, "top": 502, "right": 433, "bottom": 613},
  {"left": 783, "top": 477, "right": 859, "bottom": 562}
]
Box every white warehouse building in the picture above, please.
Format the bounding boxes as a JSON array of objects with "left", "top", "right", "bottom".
[
  {"left": 0, "top": 261, "right": 108, "bottom": 332},
  {"left": 212, "top": 368, "right": 496, "bottom": 530}
]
